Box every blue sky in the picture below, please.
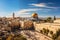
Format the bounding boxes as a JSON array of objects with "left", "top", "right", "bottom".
[{"left": 0, "top": 0, "right": 60, "bottom": 17}]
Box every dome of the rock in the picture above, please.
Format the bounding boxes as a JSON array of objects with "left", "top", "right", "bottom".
[{"left": 32, "top": 13, "right": 38, "bottom": 18}]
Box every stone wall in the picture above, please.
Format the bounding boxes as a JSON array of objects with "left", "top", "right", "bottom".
[{"left": 34, "top": 22, "right": 60, "bottom": 33}]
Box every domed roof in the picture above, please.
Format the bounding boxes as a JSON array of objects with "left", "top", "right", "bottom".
[{"left": 32, "top": 13, "right": 38, "bottom": 18}]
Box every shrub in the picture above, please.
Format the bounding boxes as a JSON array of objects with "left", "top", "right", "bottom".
[
  {"left": 13, "top": 34, "right": 27, "bottom": 40},
  {"left": 56, "top": 29, "right": 60, "bottom": 36},
  {"left": 42, "top": 28, "right": 49, "bottom": 35},
  {"left": 46, "top": 17, "right": 52, "bottom": 23},
  {"left": 52, "top": 29, "right": 60, "bottom": 40},
  {"left": 6, "top": 34, "right": 27, "bottom": 40},
  {"left": 43, "top": 28, "right": 46, "bottom": 34},
  {"left": 50, "top": 31, "right": 53, "bottom": 35},
  {"left": 55, "top": 36, "right": 60, "bottom": 40},
  {"left": 52, "top": 34, "right": 58, "bottom": 40},
  {"left": 40, "top": 30, "right": 43, "bottom": 33},
  {"left": 46, "top": 29, "right": 49, "bottom": 35}
]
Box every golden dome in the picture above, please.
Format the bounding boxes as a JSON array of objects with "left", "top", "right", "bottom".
[{"left": 32, "top": 13, "right": 38, "bottom": 18}]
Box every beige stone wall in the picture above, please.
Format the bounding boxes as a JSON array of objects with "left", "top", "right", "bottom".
[
  {"left": 34, "top": 23, "right": 60, "bottom": 33},
  {"left": 54, "top": 19, "right": 60, "bottom": 23}
]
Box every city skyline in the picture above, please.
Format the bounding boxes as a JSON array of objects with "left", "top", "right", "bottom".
[{"left": 0, "top": 0, "right": 60, "bottom": 18}]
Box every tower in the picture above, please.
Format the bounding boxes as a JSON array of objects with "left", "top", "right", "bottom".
[
  {"left": 13, "top": 12, "right": 15, "bottom": 18},
  {"left": 54, "top": 16, "right": 56, "bottom": 20}
]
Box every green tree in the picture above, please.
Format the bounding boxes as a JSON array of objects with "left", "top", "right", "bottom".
[
  {"left": 42, "top": 28, "right": 46, "bottom": 34},
  {"left": 50, "top": 31, "right": 53, "bottom": 35},
  {"left": 46, "top": 17, "right": 52, "bottom": 23},
  {"left": 52, "top": 29, "right": 60, "bottom": 40},
  {"left": 46, "top": 29, "right": 49, "bottom": 35},
  {"left": 40, "top": 30, "right": 43, "bottom": 34}
]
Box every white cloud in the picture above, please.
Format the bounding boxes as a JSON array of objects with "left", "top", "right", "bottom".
[
  {"left": 15, "top": 8, "right": 41, "bottom": 17},
  {"left": 8, "top": 7, "right": 53, "bottom": 17},
  {"left": 6, "top": 6, "right": 56, "bottom": 17},
  {"left": 5, "top": 8, "right": 41, "bottom": 17},
  {"left": 6, "top": 8, "right": 54, "bottom": 17},
  {"left": 16, "top": 14, "right": 31, "bottom": 17},
  {"left": 30, "top": 3, "right": 60, "bottom": 9},
  {"left": 30, "top": 3, "right": 47, "bottom": 7},
  {"left": 16, "top": 8, "right": 41, "bottom": 14}
]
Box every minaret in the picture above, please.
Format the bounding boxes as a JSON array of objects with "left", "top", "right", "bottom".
[{"left": 13, "top": 12, "right": 15, "bottom": 18}]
